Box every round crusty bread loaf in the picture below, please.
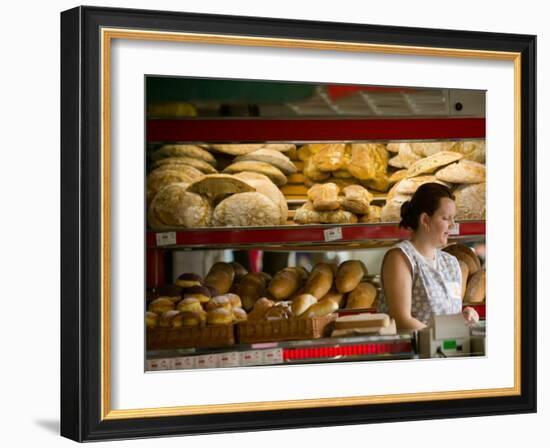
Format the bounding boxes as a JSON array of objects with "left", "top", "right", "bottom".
[
  {"left": 405, "top": 150, "right": 463, "bottom": 178},
  {"left": 454, "top": 182, "right": 486, "bottom": 220},
  {"left": 186, "top": 174, "right": 255, "bottom": 203},
  {"left": 212, "top": 192, "right": 282, "bottom": 227},
  {"left": 393, "top": 175, "right": 451, "bottom": 196},
  {"left": 209, "top": 144, "right": 265, "bottom": 156},
  {"left": 458, "top": 259, "right": 470, "bottom": 300},
  {"left": 146, "top": 166, "right": 203, "bottom": 206},
  {"left": 335, "top": 260, "right": 367, "bottom": 293},
  {"left": 443, "top": 244, "right": 481, "bottom": 276},
  {"left": 346, "top": 282, "right": 377, "bottom": 309},
  {"left": 235, "top": 149, "right": 297, "bottom": 174},
  {"left": 464, "top": 270, "right": 486, "bottom": 303},
  {"left": 151, "top": 144, "right": 217, "bottom": 165},
  {"left": 152, "top": 157, "right": 218, "bottom": 174},
  {"left": 223, "top": 161, "right": 287, "bottom": 186},
  {"left": 435, "top": 159, "right": 486, "bottom": 184},
  {"left": 234, "top": 172, "right": 288, "bottom": 224},
  {"left": 151, "top": 183, "right": 212, "bottom": 228}
]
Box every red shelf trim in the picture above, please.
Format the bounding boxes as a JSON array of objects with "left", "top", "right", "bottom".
[
  {"left": 146, "top": 222, "right": 485, "bottom": 248},
  {"left": 147, "top": 118, "right": 486, "bottom": 142}
]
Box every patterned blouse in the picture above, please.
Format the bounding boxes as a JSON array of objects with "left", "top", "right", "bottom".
[{"left": 378, "top": 240, "right": 463, "bottom": 325}]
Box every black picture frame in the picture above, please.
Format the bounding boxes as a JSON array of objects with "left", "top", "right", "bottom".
[{"left": 61, "top": 5, "right": 536, "bottom": 442}]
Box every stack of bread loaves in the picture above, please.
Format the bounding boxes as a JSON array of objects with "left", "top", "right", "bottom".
[
  {"left": 442, "top": 243, "right": 486, "bottom": 303},
  {"left": 147, "top": 143, "right": 297, "bottom": 229},
  {"left": 220, "top": 145, "right": 298, "bottom": 187},
  {"left": 148, "top": 171, "right": 289, "bottom": 228},
  {"left": 147, "top": 258, "right": 378, "bottom": 329},
  {"left": 381, "top": 141, "right": 486, "bottom": 222},
  {"left": 298, "top": 143, "right": 392, "bottom": 193},
  {"left": 293, "top": 182, "right": 382, "bottom": 224},
  {"left": 146, "top": 261, "right": 251, "bottom": 330}
]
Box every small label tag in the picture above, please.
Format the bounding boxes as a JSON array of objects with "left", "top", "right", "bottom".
[
  {"left": 156, "top": 232, "right": 176, "bottom": 246},
  {"left": 262, "top": 348, "right": 284, "bottom": 365},
  {"left": 449, "top": 224, "right": 460, "bottom": 235},
  {"left": 195, "top": 354, "right": 218, "bottom": 369},
  {"left": 172, "top": 357, "right": 195, "bottom": 370},
  {"left": 219, "top": 352, "right": 240, "bottom": 368},
  {"left": 324, "top": 227, "right": 342, "bottom": 242},
  {"left": 146, "top": 360, "right": 159, "bottom": 371},
  {"left": 240, "top": 350, "right": 263, "bottom": 366}
]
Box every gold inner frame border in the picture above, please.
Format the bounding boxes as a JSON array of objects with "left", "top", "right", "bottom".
[{"left": 100, "top": 27, "right": 522, "bottom": 420}]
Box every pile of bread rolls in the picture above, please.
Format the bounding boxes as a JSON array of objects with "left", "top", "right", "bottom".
[
  {"left": 147, "top": 143, "right": 297, "bottom": 229},
  {"left": 298, "top": 143, "right": 391, "bottom": 192},
  {"left": 147, "top": 259, "right": 379, "bottom": 331},
  {"left": 294, "top": 182, "right": 381, "bottom": 224},
  {"left": 443, "top": 243, "right": 486, "bottom": 303},
  {"left": 381, "top": 141, "right": 486, "bottom": 222},
  {"left": 146, "top": 262, "right": 250, "bottom": 330}
]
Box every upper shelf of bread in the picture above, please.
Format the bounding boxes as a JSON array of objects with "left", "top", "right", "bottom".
[{"left": 146, "top": 221, "right": 485, "bottom": 250}]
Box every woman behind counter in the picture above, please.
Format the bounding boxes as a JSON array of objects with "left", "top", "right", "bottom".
[{"left": 378, "top": 183, "right": 479, "bottom": 330}]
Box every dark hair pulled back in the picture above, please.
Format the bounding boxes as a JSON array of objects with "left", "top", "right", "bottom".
[{"left": 399, "top": 183, "right": 455, "bottom": 231}]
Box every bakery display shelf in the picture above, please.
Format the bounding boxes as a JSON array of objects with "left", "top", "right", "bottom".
[
  {"left": 147, "top": 117, "right": 485, "bottom": 143},
  {"left": 146, "top": 334, "right": 415, "bottom": 371},
  {"left": 147, "top": 220, "right": 485, "bottom": 249}
]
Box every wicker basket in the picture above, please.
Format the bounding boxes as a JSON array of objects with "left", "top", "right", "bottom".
[
  {"left": 236, "top": 315, "right": 336, "bottom": 344},
  {"left": 147, "top": 324, "right": 235, "bottom": 350}
]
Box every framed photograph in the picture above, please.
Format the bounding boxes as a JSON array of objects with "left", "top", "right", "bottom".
[{"left": 60, "top": 5, "right": 536, "bottom": 442}]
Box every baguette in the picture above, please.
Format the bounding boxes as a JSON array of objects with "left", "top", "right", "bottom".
[
  {"left": 346, "top": 282, "right": 378, "bottom": 309},
  {"left": 301, "top": 298, "right": 338, "bottom": 318},
  {"left": 291, "top": 294, "right": 318, "bottom": 317},
  {"left": 335, "top": 260, "right": 367, "bottom": 293},
  {"left": 204, "top": 262, "right": 235, "bottom": 295},
  {"left": 303, "top": 263, "right": 334, "bottom": 299},
  {"left": 268, "top": 267, "right": 302, "bottom": 301}
]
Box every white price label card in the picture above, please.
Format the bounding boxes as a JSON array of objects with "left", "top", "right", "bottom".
[
  {"left": 172, "top": 357, "right": 195, "bottom": 370},
  {"left": 324, "top": 227, "right": 342, "bottom": 242},
  {"left": 156, "top": 231, "right": 176, "bottom": 246},
  {"left": 219, "top": 352, "right": 240, "bottom": 368},
  {"left": 240, "top": 350, "right": 263, "bottom": 366},
  {"left": 195, "top": 354, "right": 218, "bottom": 369},
  {"left": 262, "top": 348, "right": 284, "bottom": 365},
  {"left": 146, "top": 359, "right": 160, "bottom": 371},
  {"left": 449, "top": 223, "right": 460, "bottom": 235},
  {"left": 147, "top": 358, "right": 170, "bottom": 371}
]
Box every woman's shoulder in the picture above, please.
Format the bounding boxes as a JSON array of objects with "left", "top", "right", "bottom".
[{"left": 383, "top": 245, "right": 414, "bottom": 276}]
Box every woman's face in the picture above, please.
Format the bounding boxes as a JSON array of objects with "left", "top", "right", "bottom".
[{"left": 421, "top": 197, "right": 457, "bottom": 247}]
